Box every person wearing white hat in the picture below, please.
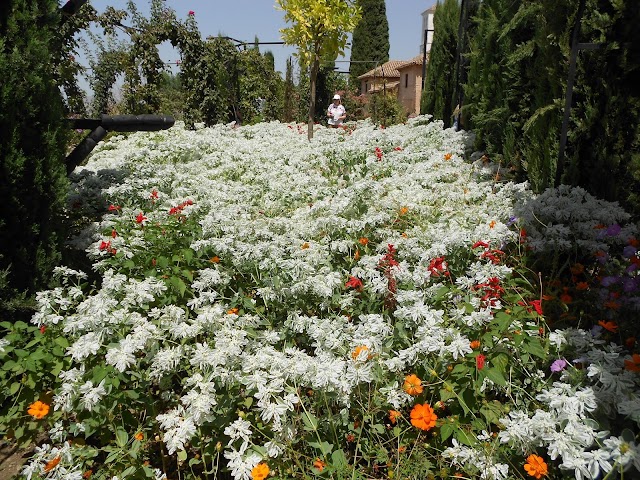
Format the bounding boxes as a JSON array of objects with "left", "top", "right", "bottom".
[{"left": 327, "top": 94, "right": 346, "bottom": 128}]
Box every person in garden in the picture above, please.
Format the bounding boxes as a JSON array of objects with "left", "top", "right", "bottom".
[{"left": 327, "top": 94, "right": 346, "bottom": 128}]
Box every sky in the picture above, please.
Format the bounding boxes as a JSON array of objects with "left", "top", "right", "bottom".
[{"left": 72, "top": 0, "right": 435, "bottom": 89}]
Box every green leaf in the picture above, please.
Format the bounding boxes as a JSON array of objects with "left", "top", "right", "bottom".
[
  {"left": 302, "top": 412, "right": 319, "bottom": 431},
  {"left": 121, "top": 466, "right": 136, "bottom": 478},
  {"left": 309, "top": 441, "right": 333, "bottom": 455},
  {"left": 54, "top": 337, "right": 69, "bottom": 348},
  {"left": 483, "top": 367, "right": 507, "bottom": 387},
  {"left": 9, "top": 382, "right": 20, "bottom": 395},
  {"left": 177, "top": 450, "right": 188, "bottom": 462},
  {"left": 522, "top": 338, "right": 547, "bottom": 359},
  {"left": 331, "top": 449, "right": 348, "bottom": 469},
  {"left": 440, "top": 422, "right": 454, "bottom": 441},
  {"left": 115, "top": 427, "right": 129, "bottom": 447}
]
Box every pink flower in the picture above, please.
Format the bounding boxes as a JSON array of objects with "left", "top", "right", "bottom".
[{"left": 188, "top": 10, "right": 195, "bottom": 16}]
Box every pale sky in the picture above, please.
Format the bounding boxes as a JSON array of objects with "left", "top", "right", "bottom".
[{"left": 75, "top": 0, "right": 435, "bottom": 79}]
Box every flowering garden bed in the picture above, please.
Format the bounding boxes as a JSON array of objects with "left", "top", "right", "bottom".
[{"left": 1, "top": 117, "right": 639, "bottom": 480}]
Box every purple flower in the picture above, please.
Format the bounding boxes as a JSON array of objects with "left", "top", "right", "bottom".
[
  {"left": 606, "top": 224, "right": 622, "bottom": 236},
  {"left": 550, "top": 358, "right": 568, "bottom": 373},
  {"left": 600, "top": 276, "right": 620, "bottom": 287},
  {"left": 506, "top": 216, "right": 518, "bottom": 226},
  {"left": 623, "top": 245, "right": 637, "bottom": 258}
]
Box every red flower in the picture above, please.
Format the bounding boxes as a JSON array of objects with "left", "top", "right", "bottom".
[
  {"left": 476, "top": 354, "right": 486, "bottom": 370},
  {"left": 531, "top": 300, "right": 543, "bottom": 315},
  {"left": 345, "top": 276, "right": 363, "bottom": 289},
  {"left": 99, "top": 240, "right": 111, "bottom": 251},
  {"left": 39, "top": 325, "right": 46, "bottom": 334},
  {"left": 428, "top": 257, "right": 448, "bottom": 276},
  {"left": 472, "top": 241, "right": 489, "bottom": 249},
  {"left": 108, "top": 204, "right": 121, "bottom": 212},
  {"left": 136, "top": 212, "right": 147, "bottom": 224}
]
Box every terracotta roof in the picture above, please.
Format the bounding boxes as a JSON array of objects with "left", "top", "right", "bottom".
[
  {"left": 357, "top": 60, "right": 406, "bottom": 80},
  {"left": 397, "top": 54, "right": 426, "bottom": 69}
]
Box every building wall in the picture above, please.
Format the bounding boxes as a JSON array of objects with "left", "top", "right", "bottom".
[
  {"left": 397, "top": 64, "right": 423, "bottom": 115},
  {"left": 419, "top": 7, "right": 436, "bottom": 55}
]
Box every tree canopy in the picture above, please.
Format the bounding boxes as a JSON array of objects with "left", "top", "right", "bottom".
[{"left": 276, "top": 0, "right": 361, "bottom": 139}]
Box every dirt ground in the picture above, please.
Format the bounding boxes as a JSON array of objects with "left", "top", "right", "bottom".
[{"left": 0, "top": 442, "right": 30, "bottom": 480}]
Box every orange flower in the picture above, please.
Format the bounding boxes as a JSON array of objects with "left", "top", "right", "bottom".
[
  {"left": 469, "top": 340, "right": 481, "bottom": 349},
  {"left": 209, "top": 256, "right": 220, "bottom": 263},
  {"left": 82, "top": 470, "right": 93, "bottom": 479},
  {"left": 524, "top": 454, "right": 548, "bottom": 479},
  {"left": 570, "top": 263, "right": 585, "bottom": 275},
  {"left": 399, "top": 206, "right": 409, "bottom": 216},
  {"left": 444, "top": 153, "right": 452, "bottom": 160},
  {"left": 313, "top": 459, "right": 325, "bottom": 472},
  {"left": 489, "top": 220, "right": 496, "bottom": 229},
  {"left": 358, "top": 237, "right": 369, "bottom": 246},
  {"left": 134, "top": 432, "right": 144, "bottom": 441},
  {"left": 354, "top": 249, "right": 361, "bottom": 261},
  {"left": 227, "top": 307, "right": 239, "bottom": 315},
  {"left": 351, "top": 345, "right": 371, "bottom": 361},
  {"left": 560, "top": 292, "right": 573, "bottom": 304},
  {"left": 604, "top": 300, "right": 620, "bottom": 310},
  {"left": 27, "top": 401, "right": 49, "bottom": 419},
  {"left": 389, "top": 410, "right": 402, "bottom": 424},
  {"left": 598, "top": 320, "right": 618, "bottom": 332},
  {"left": 44, "top": 456, "right": 61, "bottom": 473},
  {"left": 626, "top": 337, "right": 637, "bottom": 349},
  {"left": 624, "top": 353, "right": 640, "bottom": 372},
  {"left": 403, "top": 374, "right": 423, "bottom": 396},
  {"left": 301, "top": 242, "right": 310, "bottom": 249},
  {"left": 251, "top": 463, "right": 270, "bottom": 480},
  {"left": 576, "top": 281, "right": 589, "bottom": 291},
  {"left": 410, "top": 403, "right": 437, "bottom": 431}
]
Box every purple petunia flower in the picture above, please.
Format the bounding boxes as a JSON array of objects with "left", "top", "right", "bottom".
[
  {"left": 550, "top": 358, "right": 568, "bottom": 372},
  {"left": 601, "top": 276, "right": 620, "bottom": 287}
]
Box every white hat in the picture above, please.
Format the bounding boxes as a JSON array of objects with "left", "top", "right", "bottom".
[{"left": 333, "top": 94, "right": 341, "bottom": 100}]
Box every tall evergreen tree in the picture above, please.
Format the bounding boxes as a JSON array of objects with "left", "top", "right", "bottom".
[
  {"left": 0, "top": 0, "right": 69, "bottom": 297},
  {"left": 349, "top": 0, "right": 390, "bottom": 89},
  {"left": 283, "top": 57, "right": 297, "bottom": 122},
  {"left": 421, "top": 0, "right": 460, "bottom": 127}
]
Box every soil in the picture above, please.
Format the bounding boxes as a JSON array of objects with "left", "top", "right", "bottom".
[{"left": 0, "top": 442, "right": 30, "bottom": 480}]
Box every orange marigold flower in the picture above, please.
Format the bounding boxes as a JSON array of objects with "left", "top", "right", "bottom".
[
  {"left": 351, "top": 345, "right": 371, "bottom": 361},
  {"left": 389, "top": 410, "right": 402, "bottom": 424},
  {"left": 570, "top": 263, "right": 585, "bottom": 275},
  {"left": 313, "top": 459, "right": 325, "bottom": 472},
  {"left": 624, "top": 353, "right": 640, "bottom": 372},
  {"left": 489, "top": 220, "right": 496, "bottom": 229},
  {"left": 354, "top": 249, "right": 361, "bottom": 261},
  {"left": 399, "top": 206, "right": 409, "bottom": 216},
  {"left": 251, "top": 462, "right": 270, "bottom": 480},
  {"left": 524, "top": 454, "right": 548, "bottom": 479},
  {"left": 44, "top": 456, "right": 61, "bottom": 473},
  {"left": 410, "top": 403, "right": 437, "bottom": 431},
  {"left": 358, "top": 237, "right": 369, "bottom": 246},
  {"left": 134, "top": 432, "right": 144, "bottom": 441},
  {"left": 598, "top": 320, "right": 618, "bottom": 332},
  {"left": 209, "top": 256, "right": 221, "bottom": 263},
  {"left": 444, "top": 153, "right": 452, "bottom": 160},
  {"left": 403, "top": 374, "right": 423, "bottom": 396},
  {"left": 301, "top": 242, "right": 310, "bottom": 249},
  {"left": 227, "top": 307, "right": 239, "bottom": 315},
  {"left": 82, "top": 470, "right": 93, "bottom": 479},
  {"left": 469, "top": 340, "right": 481, "bottom": 349},
  {"left": 27, "top": 400, "right": 49, "bottom": 419}
]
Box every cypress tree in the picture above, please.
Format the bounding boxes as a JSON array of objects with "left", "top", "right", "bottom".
[
  {"left": 0, "top": 0, "right": 69, "bottom": 297},
  {"left": 283, "top": 57, "right": 297, "bottom": 122},
  {"left": 421, "top": 0, "right": 460, "bottom": 128},
  {"left": 349, "top": 0, "right": 389, "bottom": 89}
]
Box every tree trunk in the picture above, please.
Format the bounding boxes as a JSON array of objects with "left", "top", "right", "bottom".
[{"left": 308, "top": 56, "right": 319, "bottom": 140}]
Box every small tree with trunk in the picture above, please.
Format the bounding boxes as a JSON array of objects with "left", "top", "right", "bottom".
[{"left": 276, "top": 0, "right": 360, "bottom": 140}]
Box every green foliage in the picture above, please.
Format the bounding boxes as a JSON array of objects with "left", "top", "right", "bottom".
[
  {"left": 566, "top": 0, "right": 640, "bottom": 216},
  {"left": 276, "top": 0, "right": 361, "bottom": 139},
  {"left": 0, "top": 0, "right": 69, "bottom": 297},
  {"left": 349, "top": 0, "right": 390, "bottom": 88},
  {"left": 370, "top": 93, "right": 406, "bottom": 127},
  {"left": 421, "top": 0, "right": 460, "bottom": 128}
]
